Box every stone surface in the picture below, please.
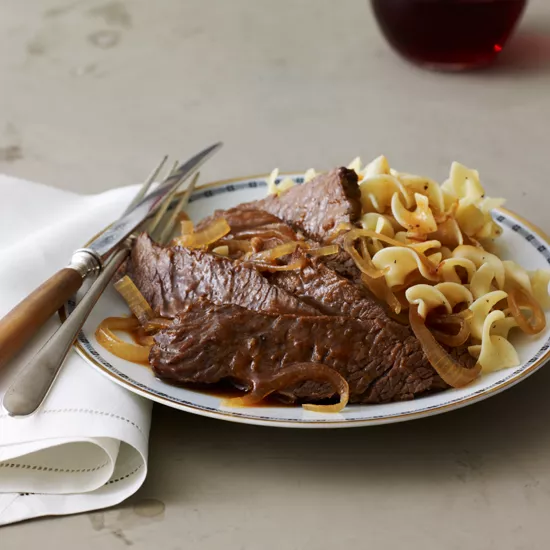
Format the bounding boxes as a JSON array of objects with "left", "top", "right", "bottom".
[{"left": 2, "top": 0, "right": 550, "bottom": 548}]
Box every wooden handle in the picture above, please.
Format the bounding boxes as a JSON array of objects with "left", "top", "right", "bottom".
[
  {"left": 3, "top": 248, "right": 130, "bottom": 416},
  {"left": 0, "top": 268, "right": 83, "bottom": 369}
]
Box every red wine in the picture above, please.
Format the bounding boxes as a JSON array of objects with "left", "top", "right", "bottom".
[{"left": 371, "top": 0, "right": 527, "bottom": 69}]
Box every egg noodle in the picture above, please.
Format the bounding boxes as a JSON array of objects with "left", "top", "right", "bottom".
[{"left": 268, "top": 156, "right": 550, "bottom": 374}]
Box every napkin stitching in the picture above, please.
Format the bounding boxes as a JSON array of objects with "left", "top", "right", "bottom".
[
  {"left": 106, "top": 463, "right": 143, "bottom": 485},
  {"left": 0, "top": 408, "right": 145, "bottom": 437},
  {"left": 6, "top": 464, "right": 144, "bottom": 499},
  {"left": 0, "top": 461, "right": 109, "bottom": 474},
  {"left": 0, "top": 463, "right": 144, "bottom": 521},
  {"left": 2, "top": 462, "right": 144, "bottom": 504}
]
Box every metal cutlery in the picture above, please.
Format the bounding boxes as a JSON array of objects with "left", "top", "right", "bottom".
[
  {"left": 0, "top": 143, "right": 221, "bottom": 373},
  {"left": 1, "top": 144, "right": 221, "bottom": 416}
]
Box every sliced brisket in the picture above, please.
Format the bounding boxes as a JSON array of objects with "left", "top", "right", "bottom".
[
  {"left": 252, "top": 167, "right": 362, "bottom": 241},
  {"left": 125, "top": 233, "right": 319, "bottom": 318},
  {"left": 197, "top": 207, "right": 290, "bottom": 236},
  {"left": 268, "top": 255, "right": 387, "bottom": 320},
  {"left": 199, "top": 168, "right": 362, "bottom": 243},
  {"left": 268, "top": 256, "right": 475, "bottom": 400},
  {"left": 150, "top": 301, "right": 473, "bottom": 404}
]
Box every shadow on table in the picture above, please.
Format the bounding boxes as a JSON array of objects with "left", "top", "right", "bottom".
[
  {"left": 491, "top": 19, "right": 550, "bottom": 74},
  {"left": 142, "top": 361, "right": 550, "bottom": 501}
]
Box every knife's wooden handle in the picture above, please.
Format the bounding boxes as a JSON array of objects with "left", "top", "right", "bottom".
[{"left": 0, "top": 268, "right": 84, "bottom": 369}]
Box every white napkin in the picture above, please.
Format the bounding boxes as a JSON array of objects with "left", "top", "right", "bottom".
[{"left": 0, "top": 175, "right": 152, "bottom": 526}]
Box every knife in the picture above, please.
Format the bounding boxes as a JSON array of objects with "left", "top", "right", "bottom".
[{"left": 0, "top": 142, "right": 222, "bottom": 370}]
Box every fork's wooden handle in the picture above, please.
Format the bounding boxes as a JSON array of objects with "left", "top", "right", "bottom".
[{"left": 0, "top": 267, "right": 84, "bottom": 369}]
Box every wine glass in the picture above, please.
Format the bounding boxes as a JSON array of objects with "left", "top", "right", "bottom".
[{"left": 371, "top": 0, "right": 528, "bottom": 70}]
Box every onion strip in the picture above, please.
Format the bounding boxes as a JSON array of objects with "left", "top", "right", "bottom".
[
  {"left": 174, "top": 217, "right": 231, "bottom": 248},
  {"left": 308, "top": 244, "right": 340, "bottom": 257},
  {"left": 343, "top": 231, "right": 386, "bottom": 279},
  {"left": 507, "top": 287, "right": 546, "bottom": 335},
  {"left": 180, "top": 220, "right": 194, "bottom": 235},
  {"left": 248, "top": 259, "right": 306, "bottom": 272},
  {"left": 252, "top": 241, "right": 303, "bottom": 261},
  {"left": 95, "top": 317, "right": 152, "bottom": 363},
  {"left": 114, "top": 276, "right": 154, "bottom": 325},
  {"left": 145, "top": 317, "right": 173, "bottom": 332},
  {"left": 212, "top": 245, "right": 229, "bottom": 256},
  {"left": 409, "top": 305, "right": 481, "bottom": 388},
  {"left": 326, "top": 223, "right": 353, "bottom": 242},
  {"left": 223, "top": 363, "right": 349, "bottom": 413},
  {"left": 362, "top": 273, "right": 402, "bottom": 314},
  {"left": 428, "top": 314, "right": 471, "bottom": 347},
  {"left": 233, "top": 226, "right": 297, "bottom": 243},
  {"left": 216, "top": 239, "right": 253, "bottom": 254}
]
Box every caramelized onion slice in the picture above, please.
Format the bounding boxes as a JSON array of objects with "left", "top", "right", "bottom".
[
  {"left": 343, "top": 231, "right": 386, "bottom": 279},
  {"left": 508, "top": 287, "right": 546, "bottom": 335},
  {"left": 145, "top": 317, "right": 173, "bottom": 332},
  {"left": 133, "top": 329, "right": 155, "bottom": 346},
  {"left": 212, "top": 245, "right": 229, "bottom": 256},
  {"left": 361, "top": 273, "right": 402, "bottom": 314},
  {"left": 252, "top": 241, "right": 303, "bottom": 261},
  {"left": 428, "top": 313, "right": 471, "bottom": 347},
  {"left": 95, "top": 317, "right": 151, "bottom": 363},
  {"left": 216, "top": 239, "right": 253, "bottom": 255},
  {"left": 114, "top": 276, "right": 154, "bottom": 325},
  {"left": 326, "top": 223, "right": 353, "bottom": 242},
  {"left": 233, "top": 225, "right": 297, "bottom": 243},
  {"left": 224, "top": 363, "right": 349, "bottom": 413},
  {"left": 248, "top": 259, "right": 306, "bottom": 272},
  {"left": 308, "top": 244, "right": 340, "bottom": 257},
  {"left": 180, "top": 220, "right": 194, "bottom": 235},
  {"left": 409, "top": 305, "right": 481, "bottom": 388},
  {"left": 174, "top": 218, "right": 231, "bottom": 248}
]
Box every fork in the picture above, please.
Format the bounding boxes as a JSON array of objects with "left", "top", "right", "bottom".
[{"left": 3, "top": 161, "right": 198, "bottom": 417}]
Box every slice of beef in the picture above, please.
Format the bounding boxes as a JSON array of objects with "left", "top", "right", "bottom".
[
  {"left": 150, "top": 301, "right": 475, "bottom": 404},
  {"left": 258, "top": 168, "right": 363, "bottom": 279},
  {"left": 125, "top": 233, "right": 319, "bottom": 318},
  {"left": 197, "top": 169, "right": 363, "bottom": 276},
  {"left": 198, "top": 168, "right": 361, "bottom": 243},
  {"left": 268, "top": 255, "right": 474, "bottom": 401},
  {"left": 197, "top": 207, "right": 288, "bottom": 235},
  {"left": 267, "top": 255, "right": 387, "bottom": 320},
  {"left": 362, "top": 358, "right": 449, "bottom": 403},
  {"left": 252, "top": 167, "right": 362, "bottom": 241}
]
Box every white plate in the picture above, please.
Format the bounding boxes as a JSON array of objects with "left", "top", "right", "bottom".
[{"left": 63, "top": 174, "right": 550, "bottom": 428}]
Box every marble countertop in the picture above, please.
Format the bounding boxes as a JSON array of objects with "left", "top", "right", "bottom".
[{"left": 2, "top": 0, "right": 550, "bottom": 548}]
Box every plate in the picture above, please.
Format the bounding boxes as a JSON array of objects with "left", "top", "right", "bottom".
[{"left": 63, "top": 174, "right": 550, "bottom": 428}]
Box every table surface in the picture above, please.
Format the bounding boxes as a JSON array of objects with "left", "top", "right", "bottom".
[{"left": 2, "top": 0, "right": 550, "bottom": 548}]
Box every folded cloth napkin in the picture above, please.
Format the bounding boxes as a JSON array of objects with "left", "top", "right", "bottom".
[{"left": 0, "top": 174, "right": 152, "bottom": 526}]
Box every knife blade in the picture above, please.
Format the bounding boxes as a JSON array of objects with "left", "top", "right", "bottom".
[{"left": 0, "top": 142, "right": 222, "bottom": 370}]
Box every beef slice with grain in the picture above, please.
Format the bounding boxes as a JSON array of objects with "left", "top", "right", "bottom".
[{"left": 124, "top": 233, "right": 320, "bottom": 318}]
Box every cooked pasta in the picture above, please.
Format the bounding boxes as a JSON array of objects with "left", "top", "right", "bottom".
[
  {"left": 406, "top": 283, "right": 473, "bottom": 319},
  {"left": 372, "top": 247, "right": 439, "bottom": 286},
  {"left": 269, "top": 156, "right": 550, "bottom": 375},
  {"left": 531, "top": 270, "right": 550, "bottom": 309},
  {"left": 468, "top": 310, "right": 520, "bottom": 372},
  {"left": 267, "top": 169, "right": 296, "bottom": 196}
]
